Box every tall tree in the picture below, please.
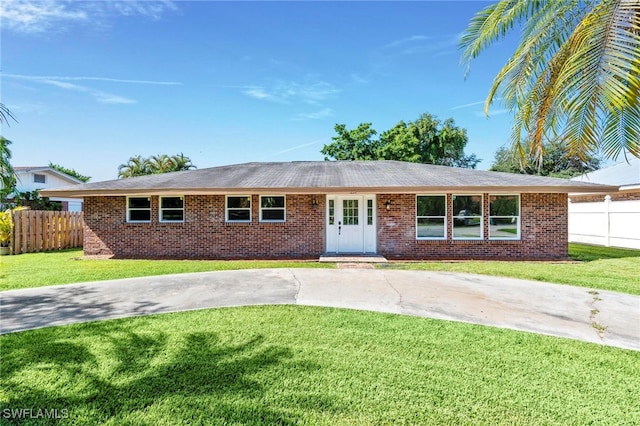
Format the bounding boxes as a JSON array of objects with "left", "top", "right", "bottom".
[
  {"left": 490, "top": 140, "right": 601, "bottom": 178},
  {"left": 322, "top": 113, "right": 480, "bottom": 168},
  {"left": 320, "top": 123, "right": 379, "bottom": 161},
  {"left": 118, "top": 153, "right": 196, "bottom": 178},
  {"left": 460, "top": 0, "right": 640, "bottom": 165}
]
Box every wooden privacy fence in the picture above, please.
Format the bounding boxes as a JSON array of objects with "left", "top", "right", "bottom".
[{"left": 11, "top": 210, "right": 84, "bottom": 255}]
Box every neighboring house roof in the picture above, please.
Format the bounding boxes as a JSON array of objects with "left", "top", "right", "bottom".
[
  {"left": 15, "top": 166, "right": 85, "bottom": 186},
  {"left": 40, "top": 161, "right": 617, "bottom": 198},
  {"left": 571, "top": 157, "right": 640, "bottom": 190}
]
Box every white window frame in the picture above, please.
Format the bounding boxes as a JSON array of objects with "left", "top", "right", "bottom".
[
  {"left": 226, "top": 195, "right": 252, "bottom": 223},
  {"left": 416, "top": 194, "right": 447, "bottom": 240},
  {"left": 126, "top": 196, "right": 151, "bottom": 223},
  {"left": 452, "top": 194, "right": 484, "bottom": 240},
  {"left": 159, "top": 196, "right": 185, "bottom": 223},
  {"left": 33, "top": 173, "right": 46, "bottom": 184},
  {"left": 489, "top": 194, "right": 521, "bottom": 240},
  {"left": 259, "top": 195, "right": 286, "bottom": 222}
]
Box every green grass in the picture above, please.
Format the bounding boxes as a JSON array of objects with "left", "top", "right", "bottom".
[
  {"left": 1, "top": 244, "right": 639, "bottom": 295},
  {"left": 384, "top": 243, "right": 640, "bottom": 295},
  {"left": 0, "top": 249, "right": 332, "bottom": 291},
  {"left": 1, "top": 305, "right": 638, "bottom": 425}
]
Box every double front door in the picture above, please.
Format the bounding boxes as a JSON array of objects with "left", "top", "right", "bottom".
[{"left": 326, "top": 195, "right": 376, "bottom": 254}]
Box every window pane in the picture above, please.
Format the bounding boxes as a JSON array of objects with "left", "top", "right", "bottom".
[
  {"left": 161, "top": 197, "right": 183, "bottom": 209},
  {"left": 34, "top": 174, "right": 46, "bottom": 183},
  {"left": 228, "top": 209, "right": 250, "bottom": 221},
  {"left": 417, "top": 218, "right": 445, "bottom": 238},
  {"left": 367, "top": 199, "right": 373, "bottom": 225},
  {"left": 343, "top": 200, "right": 358, "bottom": 225},
  {"left": 490, "top": 195, "right": 519, "bottom": 216},
  {"left": 228, "top": 196, "right": 251, "bottom": 209},
  {"left": 329, "top": 200, "right": 334, "bottom": 225},
  {"left": 453, "top": 195, "right": 481, "bottom": 216},
  {"left": 490, "top": 217, "right": 518, "bottom": 239},
  {"left": 261, "top": 196, "right": 285, "bottom": 208},
  {"left": 129, "top": 197, "right": 151, "bottom": 208},
  {"left": 161, "top": 210, "right": 184, "bottom": 221},
  {"left": 262, "top": 210, "right": 285, "bottom": 221},
  {"left": 453, "top": 222, "right": 482, "bottom": 239},
  {"left": 417, "top": 196, "right": 445, "bottom": 216},
  {"left": 130, "top": 210, "right": 151, "bottom": 221}
]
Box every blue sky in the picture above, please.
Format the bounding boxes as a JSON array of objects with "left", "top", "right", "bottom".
[{"left": 1, "top": 0, "right": 518, "bottom": 182}]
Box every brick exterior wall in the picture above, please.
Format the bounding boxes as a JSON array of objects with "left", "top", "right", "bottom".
[
  {"left": 376, "top": 193, "right": 568, "bottom": 260},
  {"left": 84, "top": 195, "right": 325, "bottom": 259},
  {"left": 570, "top": 189, "right": 640, "bottom": 203},
  {"left": 84, "top": 192, "right": 569, "bottom": 260}
]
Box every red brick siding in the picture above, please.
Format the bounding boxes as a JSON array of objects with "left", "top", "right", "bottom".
[
  {"left": 377, "top": 193, "right": 568, "bottom": 260},
  {"left": 84, "top": 192, "right": 568, "bottom": 260},
  {"left": 84, "top": 195, "right": 325, "bottom": 259}
]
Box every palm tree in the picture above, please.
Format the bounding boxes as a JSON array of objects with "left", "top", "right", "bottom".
[
  {"left": 118, "top": 155, "right": 150, "bottom": 178},
  {"left": 117, "top": 153, "right": 196, "bottom": 178},
  {"left": 0, "top": 104, "right": 17, "bottom": 198},
  {"left": 460, "top": 0, "right": 639, "bottom": 165},
  {"left": 0, "top": 137, "right": 16, "bottom": 198},
  {"left": 148, "top": 154, "right": 175, "bottom": 174},
  {"left": 170, "top": 153, "right": 196, "bottom": 172}
]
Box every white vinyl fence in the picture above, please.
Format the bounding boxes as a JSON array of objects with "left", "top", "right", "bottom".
[{"left": 568, "top": 196, "right": 640, "bottom": 249}]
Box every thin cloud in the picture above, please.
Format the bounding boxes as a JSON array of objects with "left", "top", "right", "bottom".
[
  {"left": 241, "top": 80, "right": 339, "bottom": 105},
  {"left": 272, "top": 139, "right": 324, "bottom": 156},
  {"left": 40, "top": 79, "right": 136, "bottom": 104},
  {"left": 4, "top": 73, "right": 180, "bottom": 104},
  {"left": 242, "top": 87, "right": 280, "bottom": 102},
  {"left": 0, "top": 0, "right": 177, "bottom": 34},
  {"left": 293, "top": 108, "right": 334, "bottom": 121},
  {"left": 4, "top": 73, "right": 181, "bottom": 86},
  {"left": 451, "top": 100, "right": 486, "bottom": 110},
  {"left": 451, "top": 98, "right": 505, "bottom": 110},
  {"left": 378, "top": 34, "right": 457, "bottom": 56},
  {"left": 474, "top": 109, "right": 510, "bottom": 118},
  {"left": 381, "top": 35, "right": 431, "bottom": 50}
]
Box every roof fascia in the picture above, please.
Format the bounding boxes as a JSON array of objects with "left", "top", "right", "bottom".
[{"left": 41, "top": 184, "right": 620, "bottom": 198}]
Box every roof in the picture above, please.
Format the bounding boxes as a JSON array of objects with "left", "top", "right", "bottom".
[
  {"left": 39, "top": 161, "right": 618, "bottom": 198},
  {"left": 571, "top": 157, "right": 640, "bottom": 189},
  {"left": 15, "top": 166, "right": 85, "bottom": 185}
]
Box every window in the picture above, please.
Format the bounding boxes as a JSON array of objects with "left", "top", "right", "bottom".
[
  {"left": 34, "top": 174, "right": 46, "bottom": 184},
  {"left": 367, "top": 199, "right": 373, "bottom": 225},
  {"left": 127, "top": 197, "right": 151, "bottom": 223},
  {"left": 260, "top": 196, "right": 285, "bottom": 222},
  {"left": 226, "top": 196, "right": 251, "bottom": 222},
  {"left": 417, "top": 195, "right": 446, "bottom": 239},
  {"left": 328, "top": 199, "right": 335, "bottom": 225},
  {"left": 343, "top": 199, "right": 358, "bottom": 225},
  {"left": 489, "top": 195, "right": 520, "bottom": 239},
  {"left": 452, "top": 195, "right": 483, "bottom": 239},
  {"left": 159, "top": 196, "right": 184, "bottom": 223}
]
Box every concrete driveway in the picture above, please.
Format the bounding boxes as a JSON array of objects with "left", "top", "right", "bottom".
[{"left": 1, "top": 269, "right": 638, "bottom": 351}]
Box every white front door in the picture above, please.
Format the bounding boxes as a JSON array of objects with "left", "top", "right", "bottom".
[{"left": 326, "top": 195, "right": 376, "bottom": 253}]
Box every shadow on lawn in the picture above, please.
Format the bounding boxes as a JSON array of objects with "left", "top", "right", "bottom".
[{"left": 0, "top": 326, "right": 336, "bottom": 425}]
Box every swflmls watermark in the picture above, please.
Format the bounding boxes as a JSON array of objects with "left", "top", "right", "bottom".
[{"left": 1, "top": 408, "right": 69, "bottom": 420}]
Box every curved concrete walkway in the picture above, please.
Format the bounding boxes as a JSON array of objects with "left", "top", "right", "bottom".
[{"left": 1, "top": 269, "right": 638, "bottom": 351}]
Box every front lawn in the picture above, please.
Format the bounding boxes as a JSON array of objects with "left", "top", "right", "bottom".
[
  {"left": 0, "top": 249, "right": 332, "bottom": 291},
  {"left": 386, "top": 243, "right": 640, "bottom": 295},
  {"left": 1, "top": 305, "right": 638, "bottom": 425}
]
